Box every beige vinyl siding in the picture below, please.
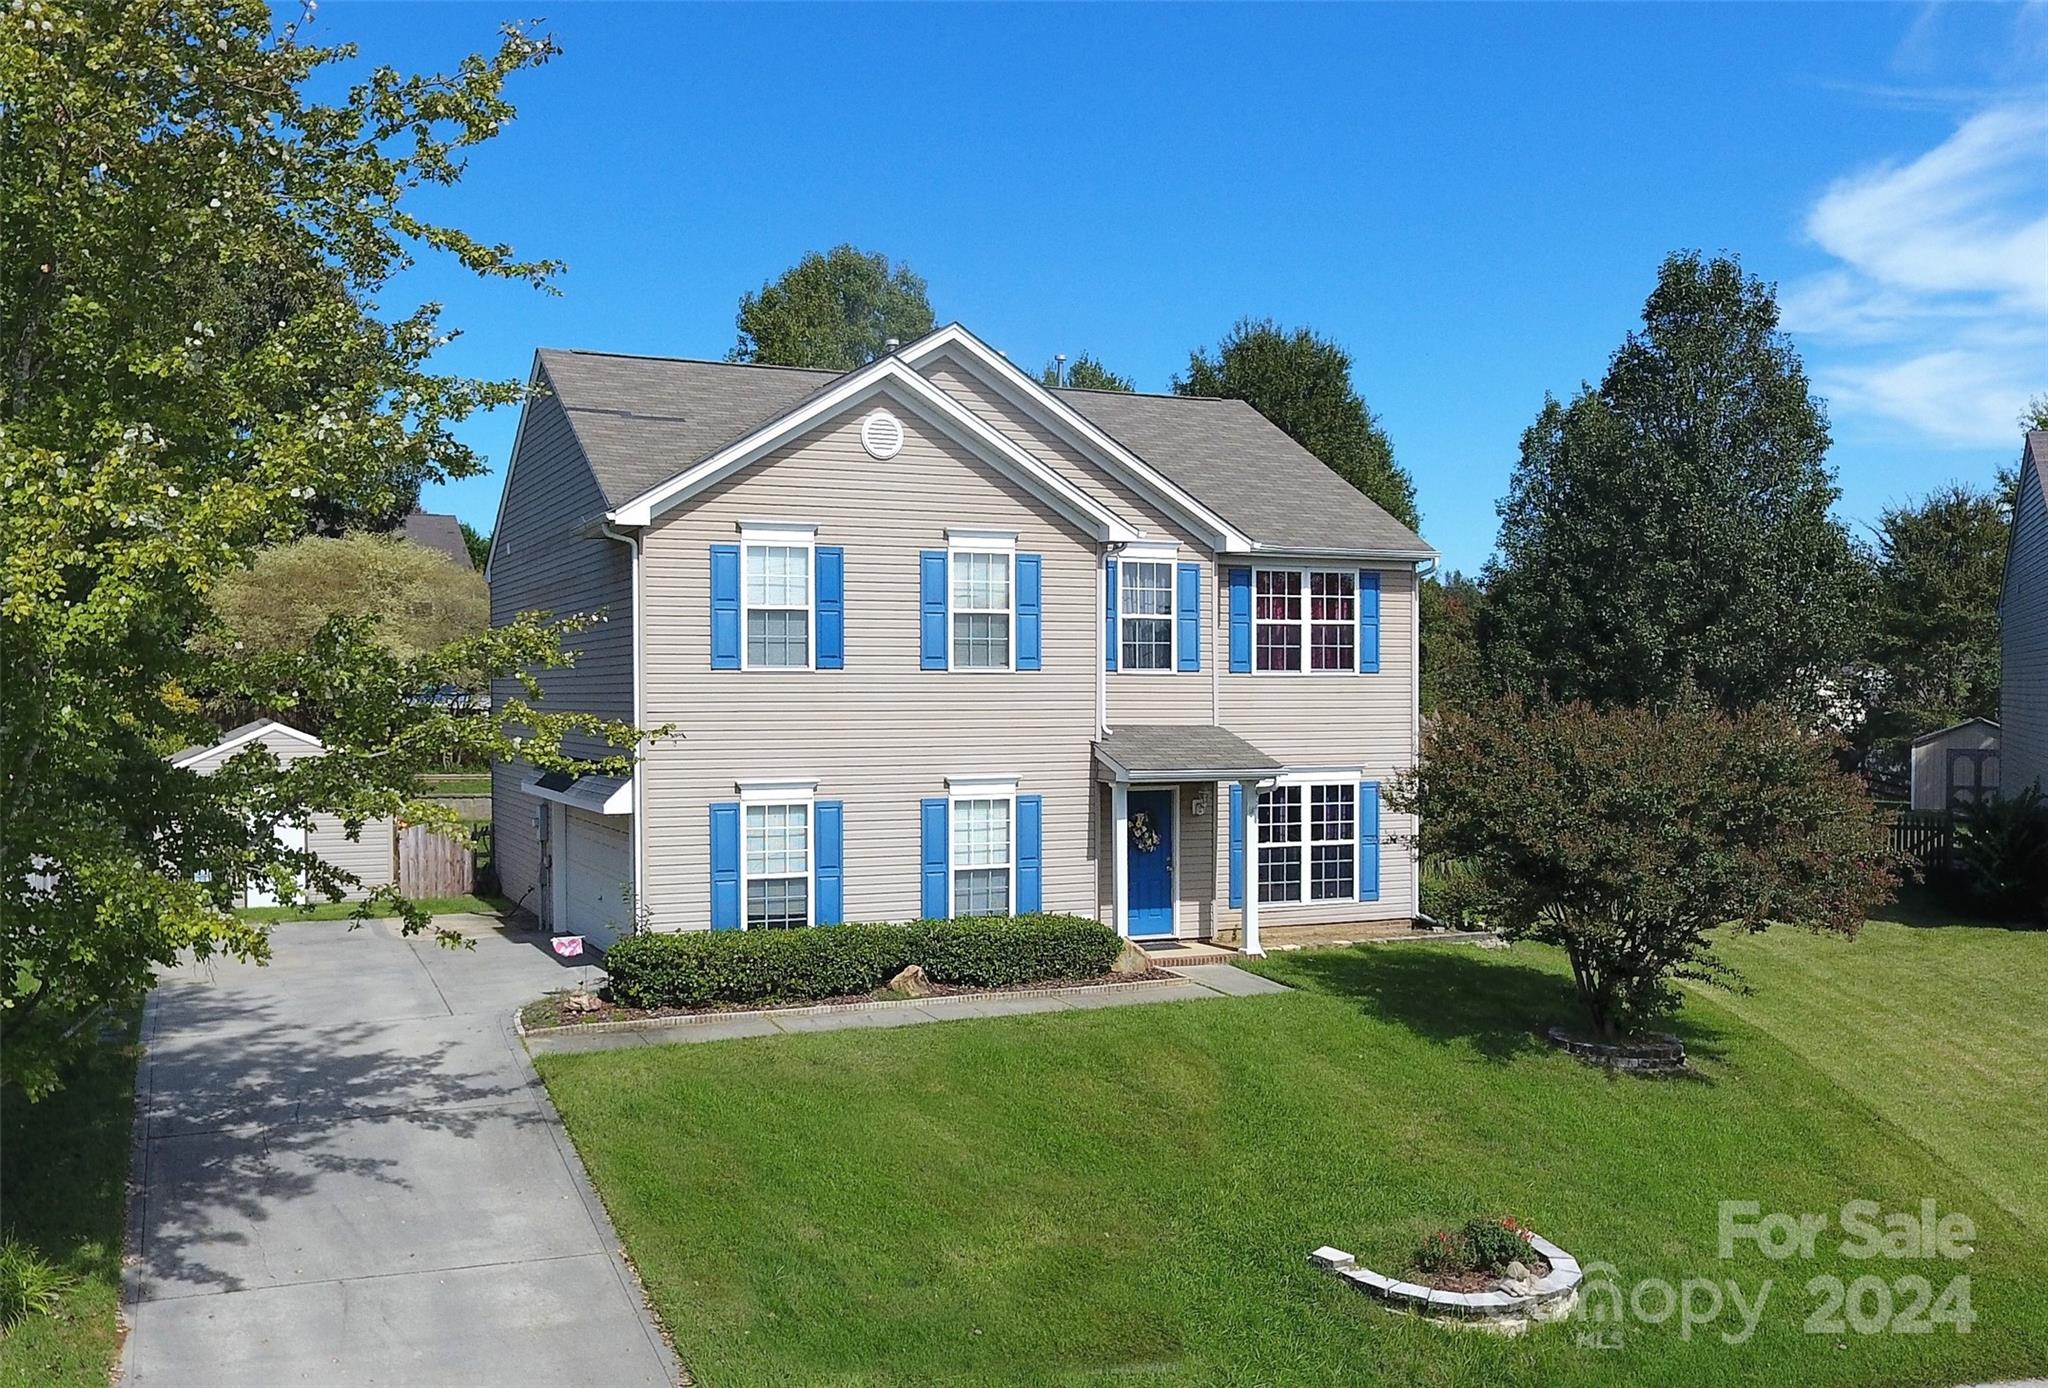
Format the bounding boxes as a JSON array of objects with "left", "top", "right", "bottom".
[
  {"left": 636, "top": 389, "right": 1101, "bottom": 931},
  {"left": 179, "top": 726, "right": 393, "bottom": 899},
  {"left": 1209, "top": 561, "right": 1419, "bottom": 929},
  {"left": 2003, "top": 457, "right": 2048, "bottom": 797},
  {"left": 487, "top": 367, "right": 635, "bottom": 916},
  {"left": 921, "top": 354, "right": 1218, "bottom": 726}
]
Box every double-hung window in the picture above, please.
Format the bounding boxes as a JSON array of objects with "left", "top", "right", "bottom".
[
  {"left": 1253, "top": 568, "right": 1356, "bottom": 672},
  {"left": 1256, "top": 781, "right": 1357, "bottom": 904},
  {"left": 742, "top": 531, "right": 812, "bottom": 669},
  {"left": 1119, "top": 560, "right": 1174, "bottom": 670},
  {"left": 952, "top": 795, "right": 1014, "bottom": 915},
  {"left": 742, "top": 801, "right": 810, "bottom": 928},
  {"left": 951, "top": 547, "right": 1013, "bottom": 670}
]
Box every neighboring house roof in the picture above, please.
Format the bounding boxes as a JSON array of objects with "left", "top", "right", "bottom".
[
  {"left": 400, "top": 510, "right": 474, "bottom": 569},
  {"left": 524, "top": 767, "right": 632, "bottom": 815},
  {"left": 1911, "top": 717, "right": 1999, "bottom": 747},
  {"left": 170, "top": 718, "right": 324, "bottom": 768},
  {"left": 531, "top": 326, "right": 1433, "bottom": 558},
  {"left": 2005, "top": 431, "right": 2048, "bottom": 611},
  {"left": 1095, "top": 724, "right": 1284, "bottom": 782}
]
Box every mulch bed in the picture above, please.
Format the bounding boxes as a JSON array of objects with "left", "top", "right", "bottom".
[
  {"left": 1408, "top": 1253, "right": 1551, "bottom": 1294},
  {"left": 521, "top": 967, "right": 1178, "bottom": 1031}
]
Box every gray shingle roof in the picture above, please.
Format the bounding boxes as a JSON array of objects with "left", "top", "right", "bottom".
[
  {"left": 531, "top": 345, "right": 1432, "bottom": 556},
  {"left": 1096, "top": 725, "right": 1282, "bottom": 780},
  {"left": 538, "top": 350, "right": 835, "bottom": 510},
  {"left": 400, "top": 510, "right": 473, "bottom": 569},
  {"left": 1055, "top": 388, "right": 1431, "bottom": 556}
]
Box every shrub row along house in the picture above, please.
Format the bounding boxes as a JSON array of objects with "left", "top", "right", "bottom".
[{"left": 486, "top": 324, "right": 1433, "bottom": 952}]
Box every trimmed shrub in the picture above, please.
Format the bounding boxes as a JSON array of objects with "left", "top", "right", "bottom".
[
  {"left": 1463, "top": 1217, "right": 1537, "bottom": 1273},
  {"left": 601, "top": 913, "right": 1121, "bottom": 1011}
]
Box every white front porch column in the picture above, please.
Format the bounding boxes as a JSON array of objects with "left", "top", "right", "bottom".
[
  {"left": 1110, "top": 780, "right": 1130, "bottom": 938},
  {"left": 1237, "top": 778, "right": 1263, "bottom": 957}
]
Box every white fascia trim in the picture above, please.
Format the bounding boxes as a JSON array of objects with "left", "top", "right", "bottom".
[
  {"left": 902, "top": 326, "right": 1255, "bottom": 553},
  {"left": 482, "top": 354, "right": 546, "bottom": 586},
  {"left": 171, "top": 719, "right": 325, "bottom": 768},
  {"left": 1270, "top": 766, "right": 1367, "bottom": 787},
  {"left": 945, "top": 527, "right": 1018, "bottom": 550},
  {"left": 607, "top": 359, "right": 1138, "bottom": 543},
  {"left": 737, "top": 777, "right": 818, "bottom": 803},
  {"left": 1248, "top": 544, "right": 1440, "bottom": 564},
  {"left": 945, "top": 774, "right": 1021, "bottom": 797}
]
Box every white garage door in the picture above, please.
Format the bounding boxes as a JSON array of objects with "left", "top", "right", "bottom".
[{"left": 562, "top": 809, "right": 632, "bottom": 951}]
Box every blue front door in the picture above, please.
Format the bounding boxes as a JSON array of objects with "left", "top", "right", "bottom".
[{"left": 1126, "top": 789, "right": 1175, "bottom": 938}]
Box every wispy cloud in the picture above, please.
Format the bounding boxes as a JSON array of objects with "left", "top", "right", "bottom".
[{"left": 1783, "top": 101, "right": 2048, "bottom": 449}]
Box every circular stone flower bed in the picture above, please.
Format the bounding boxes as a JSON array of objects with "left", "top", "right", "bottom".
[
  {"left": 1545, "top": 1026, "right": 1687, "bottom": 1073},
  {"left": 1309, "top": 1223, "right": 1584, "bottom": 1335}
]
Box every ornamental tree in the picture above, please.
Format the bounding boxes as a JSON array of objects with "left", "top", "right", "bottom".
[
  {"left": 1390, "top": 698, "right": 1895, "bottom": 1039},
  {"left": 2, "top": 4, "right": 644, "bottom": 1096},
  {"left": 729, "top": 245, "right": 935, "bottom": 371}
]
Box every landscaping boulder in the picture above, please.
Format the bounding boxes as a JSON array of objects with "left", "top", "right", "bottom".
[
  {"left": 886, "top": 964, "right": 934, "bottom": 998},
  {"left": 1111, "top": 941, "right": 1151, "bottom": 976}
]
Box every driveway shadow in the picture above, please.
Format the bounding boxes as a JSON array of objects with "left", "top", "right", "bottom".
[
  {"left": 137, "top": 983, "right": 547, "bottom": 1297},
  {"left": 1273, "top": 942, "right": 1728, "bottom": 1074}
]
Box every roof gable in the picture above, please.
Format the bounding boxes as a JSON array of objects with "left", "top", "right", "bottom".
[
  {"left": 170, "top": 718, "right": 324, "bottom": 768},
  {"left": 604, "top": 353, "right": 1139, "bottom": 542},
  {"left": 2002, "top": 431, "right": 2047, "bottom": 610}
]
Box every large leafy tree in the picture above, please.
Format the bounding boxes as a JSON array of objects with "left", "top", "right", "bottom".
[
  {"left": 1482, "top": 253, "right": 1861, "bottom": 713},
  {"left": 1392, "top": 697, "right": 1893, "bottom": 1039},
  {"left": 1039, "top": 353, "right": 1133, "bottom": 392},
  {"left": 1175, "top": 318, "right": 1420, "bottom": 533},
  {"left": 729, "top": 245, "right": 935, "bottom": 371},
  {"left": 1420, "top": 570, "right": 1490, "bottom": 715},
  {"left": 206, "top": 532, "right": 490, "bottom": 664},
  {"left": 2, "top": 4, "right": 642, "bottom": 1095},
  {"left": 1858, "top": 484, "right": 2008, "bottom": 758}
]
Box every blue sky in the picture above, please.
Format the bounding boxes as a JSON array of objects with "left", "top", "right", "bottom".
[{"left": 319, "top": 2, "right": 2048, "bottom": 573}]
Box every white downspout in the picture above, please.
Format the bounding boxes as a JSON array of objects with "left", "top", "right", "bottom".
[{"left": 601, "top": 522, "right": 646, "bottom": 927}]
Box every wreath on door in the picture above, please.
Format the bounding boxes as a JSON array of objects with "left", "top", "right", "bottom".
[{"left": 1131, "top": 811, "right": 1162, "bottom": 853}]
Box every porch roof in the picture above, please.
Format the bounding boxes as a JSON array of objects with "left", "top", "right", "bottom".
[{"left": 1094, "top": 725, "right": 1283, "bottom": 784}]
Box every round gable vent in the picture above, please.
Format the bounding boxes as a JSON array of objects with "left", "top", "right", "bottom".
[{"left": 860, "top": 409, "right": 905, "bottom": 460}]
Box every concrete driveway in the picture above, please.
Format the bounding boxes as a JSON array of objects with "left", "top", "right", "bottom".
[{"left": 122, "top": 914, "right": 678, "bottom": 1387}]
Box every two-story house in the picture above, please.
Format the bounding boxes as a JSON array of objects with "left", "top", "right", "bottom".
[{"left": 485, "top": 324, "right": 1434, "bottom": 955}]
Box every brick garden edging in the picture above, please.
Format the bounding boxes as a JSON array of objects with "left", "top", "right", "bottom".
[
  {"left": 1545, "top": 1026, "right": 1688, "bottom": 1073},
  {"left": 1309, "top": 1234, "right": 1584, "bottom": 1335}
]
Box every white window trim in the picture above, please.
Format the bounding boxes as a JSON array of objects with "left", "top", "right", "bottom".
[
  {"left": 946, "top": 535, "right": 1016, "bottom": 674},
  {"left": 1117, "top": 554, "right": 1179, "bottom": 676},
  {"left": 1255, "top": 776, "right": 1362, "bottom": 906},
  {"left": 738, "top": 525, "right": 816, "bottom": 673},
  {"left": 1251, "top": 564, "right": 1360, "bottom": 677},
  {"left": 736, "top": 777, "right": 819, "bottom": 803},
  {"left": 740, "top": 795, "right": 815, "bottom": 931},
  {"left": 947, "top": 778, "right": 1019, "bottom": 918}
]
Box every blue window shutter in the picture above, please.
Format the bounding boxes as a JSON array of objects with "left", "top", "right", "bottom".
[
  {"left": 709, "top": 802, "right": 741, "bottom": 928},
  {"left": 920, "top": 798, "right": 950, "bottom": 919},
  {"left": 815, "top": 800, "right": 844, "bottom": 924},
  {"left": 919, "top": 551, "right": 948, "bottom": 670},
  {"left": 1176, "top": 562, "right": 1201, "bottom": 672},
  {"left": 1103, "top": 557, "right": 1118, "bottom": 672},
  {"left": 710, "top": 545, "right": 741, "bottom": 670},
  {"left": 1358, "top": 781, "right": 1381, "bottom": 902},
  {"left": 1016, "top": 794, "right": 1043, "bottom": 913},
  {"left": 1228, "top": 782, "right": 1245, "bottom": 909},
  {"left": 1357, "top": 570, "right": 1381, "bottom": 674},
  {"left": 816, "top": 547, "right": 845, "bottom": 670},
  {"left": 1228, "top": 567, "right": 1252, "bottom": 673},
  {"left": 1016, "top": 554, "right": 1043, "bottom": 671}
]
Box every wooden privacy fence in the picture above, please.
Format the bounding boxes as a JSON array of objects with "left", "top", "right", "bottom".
[
  {"left": 1886, "top": 811, "right": 1952, "bottom": 875},
  {"left": 397, "top": 822, "right": 474, "bottom": 897}
]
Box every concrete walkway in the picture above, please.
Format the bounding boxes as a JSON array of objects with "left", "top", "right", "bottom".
[
  {"left": 524, "top": 961, "right": 1290, "bottom": 1056},
  {"left": 123, "top": 914, "right": 678, "bottom": 1388}
]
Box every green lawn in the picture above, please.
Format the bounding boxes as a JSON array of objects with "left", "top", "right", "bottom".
[
  {"left": 0, "top": 1016, "right": 139, "bottom": 1388},
  {"left": 419, "top": 772, "right": 493, "bottom": 796},
  {"left": 536, "top": 925, "right": 2048, "bottom": 1387},
  {"left": 236, "top": 891, "right": 513, "bottom": 922}
]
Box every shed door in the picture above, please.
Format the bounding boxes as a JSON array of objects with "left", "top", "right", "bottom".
[{"left": 561, "top": 809, "right": 632, "bottom": 950}]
